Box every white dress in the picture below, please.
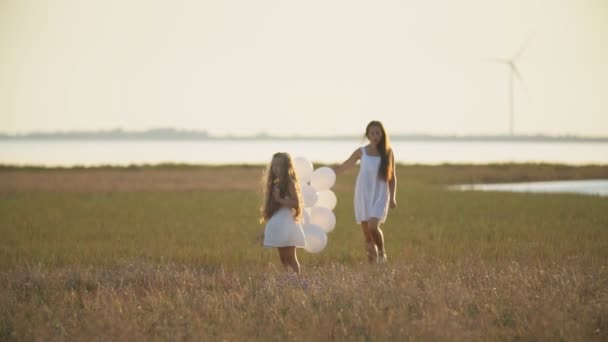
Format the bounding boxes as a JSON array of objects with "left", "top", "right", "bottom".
[
  {"left": 263, "top": 207, "right": 307, "bottom": 248},
  {"left": 354, "top": 146, "right": 390, "bottom": 224}
]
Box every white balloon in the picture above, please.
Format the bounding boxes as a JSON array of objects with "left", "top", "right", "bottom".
[
  {"left": 293, "top": 157, "right": 314, "bottom": 183},
  {"left": 300, "top": 184, "right": 318, "bottom": 208},
  {"left": 310, "top": 206, "right": 336, "bottom": 233},
  {"left": 302, "top": 209, "right": 310, "bottom": 225},
  {"left": 315, "top": 190, "right": 337, "bottom": 210},
  {"left": 303, "top": 223, "right": 328, "bottom": 253},
  {"left": 310, "top": 167, "right": 336, "bottom": 191}
]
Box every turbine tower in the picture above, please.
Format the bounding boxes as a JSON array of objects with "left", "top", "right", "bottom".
[{"left": 491, "top": 34, "right": 532, "bottom": 136}]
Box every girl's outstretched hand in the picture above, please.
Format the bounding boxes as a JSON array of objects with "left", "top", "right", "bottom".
[{"left": 390, "top": 198, "right": 397, "bottom": 209}]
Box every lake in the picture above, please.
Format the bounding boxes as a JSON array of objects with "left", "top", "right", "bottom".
[
  {"left": 1, "top": 140, "right": 607, "bottom": 167},
  {"left": 450, "top": 179, "right": 608, "bottom": 197}
]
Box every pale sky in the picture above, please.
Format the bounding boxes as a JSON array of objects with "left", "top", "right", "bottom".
[{"left": 1, "top": 0, "right": 607, "bottom": 136}]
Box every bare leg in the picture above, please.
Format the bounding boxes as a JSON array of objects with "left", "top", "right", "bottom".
[
  {"left": 277, "top": 248, "right": 289, "bottom": 271},
  {"left": 279, "top": 246, "right": 300, "bottom": 274},
  {"left": 287, "top": 246, "right": 300, "bottom": 274},
  {"left": 368, "top": 217, "right": 386, "bottom": 261},
  {"left": 361, "top": 221, "right": 377, "bottom": 263}
]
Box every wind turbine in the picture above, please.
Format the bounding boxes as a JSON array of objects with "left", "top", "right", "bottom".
[{"left": 490, "top": 34, "right": 533, "bottom": 136}]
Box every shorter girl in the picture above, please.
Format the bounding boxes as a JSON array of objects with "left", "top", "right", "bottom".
[{"left": 261, "top": 152, "right": 307, "bottom": 274}]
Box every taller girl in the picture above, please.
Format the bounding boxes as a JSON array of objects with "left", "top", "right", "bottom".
[{"left": 334, "top": 121, "right": 397, "bottom": 263}]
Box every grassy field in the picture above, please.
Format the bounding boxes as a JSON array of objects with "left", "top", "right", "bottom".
[{"left": 1, "top": 163, "right": 607, "bottom": 341}]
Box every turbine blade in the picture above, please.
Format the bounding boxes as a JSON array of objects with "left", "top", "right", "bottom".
[
  {"left": 512, "top": 65, "right": 523, "bottom": 82},
  {"left": 512, "top": 66, "right": 532, "bottom": 102},
  {"left": 513, "top": 30, "right": 535, "bottom": 61}
]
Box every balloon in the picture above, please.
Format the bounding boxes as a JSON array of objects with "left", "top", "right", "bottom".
[
  {"left": 300, "top": 184, "right": 318, "bottom": 208},
  {"left": 302, "top": 209, "right": 310, "bottom": 225},
  {"left": 315, "top": 190, "right": 337, "bottom": 210},
  {"left": 303, "top": 223, "right": 328, "bottom": 253},
  {"left": 310, "top": 206, "right": 336, "bottom": 233},
  {"left": 310, "top": 167, "right": 336, "bottom": 191},
  {"left": 293, "top": 157, "right": 314, "bottom": 183}
]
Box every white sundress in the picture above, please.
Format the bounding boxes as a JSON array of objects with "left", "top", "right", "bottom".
[
  {"left": 263, "top": 207, "right": 307, "bottom": 248},
  {"left": 354, "top": 146, "right": 390, "bottom": 224}
]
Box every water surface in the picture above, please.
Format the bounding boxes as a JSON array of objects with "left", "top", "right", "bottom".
[
  {"left": 1, "top": 140, "right": 607, "bottom": 166},
  {"left": 450, "top": 179, "right": 608, "bottom": 197}
]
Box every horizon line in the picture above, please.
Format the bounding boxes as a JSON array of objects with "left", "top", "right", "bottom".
[{"left": 1, "top": 128, "right": 608, "bottom": 142}]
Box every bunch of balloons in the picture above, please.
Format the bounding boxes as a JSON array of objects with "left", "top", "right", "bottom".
[{"left": 293, "top": 157, "right": 337, "bottom": 253}]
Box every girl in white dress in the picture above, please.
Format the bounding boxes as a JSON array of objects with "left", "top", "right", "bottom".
[
  {"left": 260, "top": 152, "right": 307, "bottom": 273},
  {"left": 334, "top": 121, "right": 397, "bottom": 263}
]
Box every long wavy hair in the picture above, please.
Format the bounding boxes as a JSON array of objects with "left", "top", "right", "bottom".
[
  {"left": 365, "top": 121, "right": 393, "bottom": 182},
  {"left": 260, "top": 152, "right": 303, "bottom": 223}
]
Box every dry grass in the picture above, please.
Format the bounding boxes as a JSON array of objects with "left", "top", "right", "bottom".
[
  {"left": 2, "top": 260, "right": 606, "bottom": 341},
  {"left": 1, "top": 164, "right": 607, "bottom": 341},
  {"left": 0, "top": 165, "right": 266, "bottom": 192}
]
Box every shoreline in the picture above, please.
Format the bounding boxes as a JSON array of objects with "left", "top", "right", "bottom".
[
  {"left": 1, "top": 163, "right": 607, "bottom": 193},
  {"left": 2, "top": 161, "right": 608, "bottom": 170}
]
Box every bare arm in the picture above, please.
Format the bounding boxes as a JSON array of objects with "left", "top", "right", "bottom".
[
  {"left": 273, "top": 182, "right": 300, "bottom": 209},
  {"left": 333, "top": 148, "right": 362, "bottom": 175},
  {"left": 389, "top": 149, "right": 397, "bottom": 208}
]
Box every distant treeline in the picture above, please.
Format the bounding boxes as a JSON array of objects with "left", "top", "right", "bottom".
[{"left": 1, "top": 128, "right": 607, "bottom": 142}]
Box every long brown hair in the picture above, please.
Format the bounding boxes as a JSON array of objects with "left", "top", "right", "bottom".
[
  {"left": 365, "top": 121, "right": 393, "bottom": 182},
  {"left": 260, "top": 152, "right": 303, "bottom": 223}
]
